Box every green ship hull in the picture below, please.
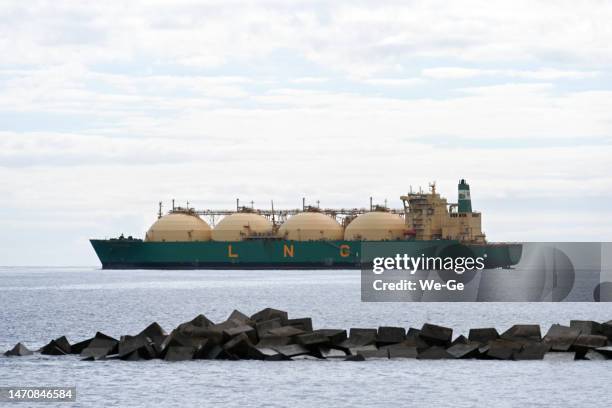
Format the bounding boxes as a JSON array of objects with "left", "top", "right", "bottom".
[{"left": 90, "top": 239, "right": 522, "bottom": 270}]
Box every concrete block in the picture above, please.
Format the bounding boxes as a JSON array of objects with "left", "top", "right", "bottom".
[
  {"left": 385, "top": 344, "right": 418, "bottom": 359},
  {"left": 594, "top": 346, "right": 612, "bottom": 358},
  {"left": 340, "top": 329, "right": 377, "bottom": 348},
  {"left": 468, "top": 328, "right": 499, "bottom": 344},
  {"left": 287, "top": 318, "right": 313, "bottom": 332},
  {"left": 417, "top": 346, "right": 452, "bottom": 359},
  {"left": 297, "top": 332, "right": 329, "bottom": 347},
  {"left": 81, "top": 347, "right": 111, "bottom": 360},
  {"left": 255, "top": 336, "right": 292, "bottom": 348},
  {"left": 118, "top": 335, "right": 156, "bottom": 359},
  {"left": 570, "top": 320, "right": 602, "bottom": 335},
  {"left": 265, "top": 326, "right": 304, "bottom": 338},
  {"left": 451, "top": 335, "right": 469, "bottom": 346},
  {"left": 273, "top": 344, "right": 309, "bottom": 358},
  {"left": 344, "top": 354, "right": 366, "bottom": 361},
  {"left": 486, "top": 339, "right": 522, "bottom": 360},
  {"left": 543, "top": 324, "right": 581, "bottom": 351},
  {"left": 138, "top": 322, "right": 167, "bottom": 339},
  {"left": 501, "top": 325, "right": 541, "bottom": 342},
  {"left": 250, "top": 308, "right": 288, "bottom": 325},
  {"left": 543, "top": 352, "right": 576, "bottom": 361},
  {"left": 4, "top": 343, "right": 33, "bottom": 357},
  {"left": 377, "top": 327, "right": 406, "bottom": 345},
  {"left": 601, "top": 320, "right": 612, "bottom": 340},
  {"left": 420, "top": 323, "right": 453, "bottom": 346},
  {"left": 228, "top": 310, "right": 255, "bottom": 327},
  {"left": 318, "top": 347, "right": 347, "bottom": 359},
  {"left": 406, "top": 328, "right": 421, "bottom": 339},
  {"left": 513, "top": 343, "right": 549, "bottom": 360},
  {"left": 164, "top": 346, "right": 195, "bottom": 361},
  {"left": 446, "top": 343, "right": 480, "bottom": 359},
  {"left": 178, "top": 326, "right": 224, "bottom": 346},
  {"left": 348, "top": 345, "right": 378, "bottom": 356},
  {"left": 41, "top": 336, "right": 71, "bottom": 355},
  {"left": 291, "top": 354, "right": 321, "bottom": 360},
  {"left": 584, "top": 350, "right": 608, "bottom": 361},
  {"left": 255, "top": 318, "right": 282, "bottom": 338},
  {"left": 358, "top": 348, "right": 389, "bottom": 359},
  {"left": 70, "top": 338, "right": 93, "bottom": 354},
  {"left": 204, "top": 345, "right": 232, "bottom": 360},
  {"left": 573, "top": 334, "right": 607, "bottom": 349},
  {"left": 222, "top": 333, "right": 252, "bottom": 357},
  {"left": 223, "top": 325, "right": 258, "bottom": 344},
  {"left": 314, "top": 329, "right": 347, "bottom": 345},
  {"left": 255, "top": 347, "right": 289, "bottom": 361}
]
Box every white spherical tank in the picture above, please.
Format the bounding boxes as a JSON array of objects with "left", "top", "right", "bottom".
[
  {"left": 145, "top": 213, "right": 211, "bottom": 242},
  {"left": 344, "top": 211, "right": 406, "bottom": 241},
  {"left": 212, "top": 213, "right": 273, "bottom": 241},
  {"left": 278, "top": 212, "right": 343, "bottom": 241}
]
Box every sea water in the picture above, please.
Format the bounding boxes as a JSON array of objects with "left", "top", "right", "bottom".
[{"left": 1, "top": 267, "right": 611, "bottom": 407}]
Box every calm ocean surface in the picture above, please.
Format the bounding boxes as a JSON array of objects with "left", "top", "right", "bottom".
[{"left": 1, "top": 266, "right": 611, "bottom": 407}]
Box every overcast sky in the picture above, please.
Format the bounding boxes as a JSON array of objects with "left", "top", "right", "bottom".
[{"left": 1, "top": 0, "right": 612, "bottom": 265}]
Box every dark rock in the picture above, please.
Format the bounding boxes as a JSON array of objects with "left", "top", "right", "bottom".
[
  {"left": 345, "top": 354, "right": 366, "bottom": 361},
  {"left": 447, "top": 342, "right": 480, "bottom": 359},
  {"left": 273, "top": 344, "right": 309, "bottom": 358},
  {"left": 314, "top": 329, "right": 347, "bottom": 345},
  {"left": 573, "top": 334, "right": 607, "bottom": 349},
  {"left": 164, "top": 346, "right": 195, "bottom": 361},
  {"left": 178, "top": 326, "right": 224, "bottom": 345},
  {"left": 417, "top": 346, "right": 452, "bottom": 359},
  {"left": 468, "top": 328, "right": 499, "bottom": 344},
  {"left": 350, "top": 328, "right": 378, "bottom": 338},
  {"left": 204, "top": 345, "right": 232, "bottom": 360},
  {"left": 406, "top": 328, "right": 421, "bottom": 339},
  {"left": 287, "top": 318, "right": 313, "bottom": 332},
  {"left": 513, "top": 343, "right": 549, "bottom": 360},
  {"left": 250, "top": 308, "right": 288, "bottom": 325},
  {"left": 486, "top": 339, "right": 522, "bottom": 360},
  {"left": 501, "top": 325, "right": 541, "bottom": 342},
  {"left": 4, "top": 343, "right": 33, "bottom": 357},
  {"left": 420, "top": 323, "right": 453, "bottom": 346},
  {"left": 41, "top": 336, "right": 71, "bottom": 355},
  {"left": 570, "top": 320, "right": 602, "bottom": 335},
  {"left": 139, "top": 322, "right": 167, "bottom": 339},
  {"left": 377, "top": 327, "right": 405, "bottom": 345},
  {"left": 223, "top": 325, "right": 257, "bottom": 343},
  {"left": 255, "top": 318, "right": 282, "bottom": 338},
  {"left": 543, "top": 324, "right": 581, "bottom": 351},
  {"left": 358, "top": 348, "right": 389, "bottom": 359}
]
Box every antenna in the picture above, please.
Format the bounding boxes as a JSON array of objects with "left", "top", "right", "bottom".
[
  {"left": 271, "top": 200, "right": 275, "bottom": 226},
  {"left": 172, "top": 199, "right": 175, "bottom": 211},
  {"left": 158, "top": 201, "right": 163, "bottom": 219},
  {"left": 369, "top": 197, "right": 373, "bottom": 211},
  {"left": 302, "top": 197, "right": 305, "bottom": 211},
  {"left": 236, "top": 198, "right": 239, "bottom": 211},
  {"left": 316, "top": 200, "right": 320, "bottom": 208},
  {"left": 250, "top": 200, "right": 254, "bottom": 209}
]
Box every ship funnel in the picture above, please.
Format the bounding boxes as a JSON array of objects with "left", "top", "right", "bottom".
[{"left": 458, "top": 179, "right": 472, "bottom": 213}]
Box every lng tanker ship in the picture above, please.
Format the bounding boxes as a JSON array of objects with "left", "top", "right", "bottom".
[{"left": 90, "top": 180, "right": 522, "bottom": 269}]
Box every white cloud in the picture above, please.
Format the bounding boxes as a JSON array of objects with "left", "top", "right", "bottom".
[{"left": 423, "top": 67, "right": 601, "bottom": 80}]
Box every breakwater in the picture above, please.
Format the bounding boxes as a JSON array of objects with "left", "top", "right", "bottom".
[{"left": 4, "top": 308, "right": 612, "bottom": 361}]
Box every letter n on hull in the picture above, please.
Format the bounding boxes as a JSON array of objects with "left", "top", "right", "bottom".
[{"left": 283, "top": 244, "right": 294, "bottom": 258}]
